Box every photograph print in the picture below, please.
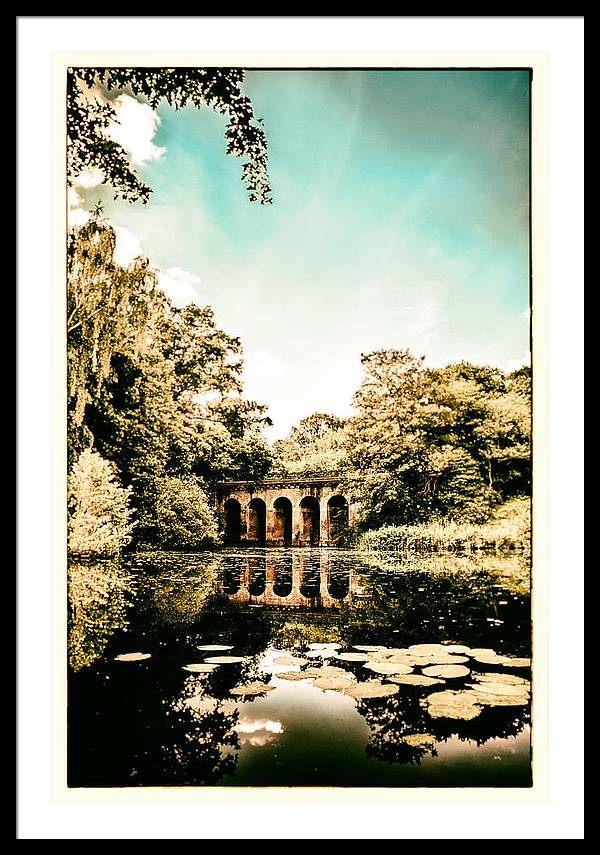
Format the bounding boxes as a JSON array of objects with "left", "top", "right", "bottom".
[{"left": 65, "top": 61, "right": 534, "bottom": 789}]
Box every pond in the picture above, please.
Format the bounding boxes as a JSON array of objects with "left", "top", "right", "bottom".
[{"left": 67, "top": 547, "right": 532, "bottom": 788}]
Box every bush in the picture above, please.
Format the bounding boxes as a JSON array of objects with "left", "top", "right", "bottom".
[
  {"left": 68, "top": 448, "right": 134, "bottom": 557},
  {"left": 139, "top": 476, "right": 219, "bottom": 550}
]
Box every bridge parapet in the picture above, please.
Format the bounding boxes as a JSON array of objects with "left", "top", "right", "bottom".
[{"left": 215, "top": 476, "right": 356, "bottom": 547}]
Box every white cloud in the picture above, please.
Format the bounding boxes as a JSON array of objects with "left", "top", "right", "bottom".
[
  {"left": 105, "top": 94, "right": 166, "bottom": 166},
  {"left": 157, "top": 266, "right": 201, "bottom": 307},
  {"left": 73, "top": 168, "right": 104, "bottom": 189},
  {"left": 235, "top": 718, "right": 283, "bottom": 747},
  {"left": 113, "top": 226, "right": 144, "bottom": 267},
  {"left": 503, "top": 353, "right": 531, "bottom": 373}
]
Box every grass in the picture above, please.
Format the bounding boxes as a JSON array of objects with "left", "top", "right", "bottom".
[{"left": 356, "top": 497, "right": 531, "bottom": 554}]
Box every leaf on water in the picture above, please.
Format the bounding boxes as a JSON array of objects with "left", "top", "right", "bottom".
[
  {"left": 312, "top": 676, "right": 355, "bottom": 691},
  {"left": 441, "top": 644, "right": 472, "bottom": 654},
  {"left": 303, "top": 665, "right": 355, "bottom": 680},
  {"left": 197, "top": 644, "right": 234, "bottom": 652},
  {"left": 273, "top": 655, "right": 308, "bottom": 666},
  {"left": 424, "top": 689, "right": 483, "bottom": 720},
  {"left": 203, "top": 655, "right": 246, "bottom": 664},
  {"left": 502, "top": 657, "right": 531, "bottom": 669},
  {"left": 182, "top": 663, "right": 218, "bottom": 673},
  {"left": 114, "top": 653, "right": 151, "bottom": 662},
  {"left": 334, "top": 652, "right": 371, "bottom": 662},
  {"left": 343, "top": 681, "right": 400, "bottom": 699},
  {"left": 472, "top": 653, "right": 511, "bottom": 666},
  {"left": 422, "top": 664, "right": 470, "bottom": 679},
  {"left": 467, "top": 689, "right": 530, "bottom": 707},
  {"left": 276, "top": 671, "right": 315, "bottom": 681},
  {"left": 229, "top": 682, "right": 276, "bottom": 697},
  {"left": 472, "top": 672, "right": 529, "bottom": 687},
  {"left": 363, "top": 661, "right": 414, "bottom": 676},
  {"left": 407, "top": 644, "right": 449, "bottom": 655},
  {"left": 413, "top": 654, "right": 470, "bottom": 666},
  {"left": 305, "top": 649, "right": 336, "bottom": 659},
  {"left": 353, "top": 645, "right": 388, "bottom": 652},
  {"left": 466, "top": 682, "right": 529, "bottom": 697},
  {"left": 387, "top": 674, "right": 445, "bottom": 687}
]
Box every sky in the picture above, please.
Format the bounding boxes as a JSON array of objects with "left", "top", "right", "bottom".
[{"left": 70, "top": 69, "right": 531, "bottom": 441}]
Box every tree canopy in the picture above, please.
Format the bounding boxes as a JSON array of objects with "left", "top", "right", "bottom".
[{"left": 67, "top": 67, "right": 272, "bottom": 204}]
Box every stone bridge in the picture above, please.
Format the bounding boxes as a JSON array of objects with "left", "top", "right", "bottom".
[{"left": 215, "top": 476, "right": 357, "bottom": 547}]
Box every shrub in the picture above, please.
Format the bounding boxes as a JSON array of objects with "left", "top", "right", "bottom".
[
  {"left": 68, "top": 448, "right": 135, "bottom": 557},
  {"left": 139, "top": 476, "right": 219, "bottom": 550}
]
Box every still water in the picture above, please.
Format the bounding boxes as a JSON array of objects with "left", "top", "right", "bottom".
[{"left": 67, "top": 548, "right": 532, "bottom": 788}]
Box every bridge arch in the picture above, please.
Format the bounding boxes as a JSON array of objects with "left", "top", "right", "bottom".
[
  {"left": 300, "top": 496, "right": 321, "bottom": 546},
  {"left": 223, "top": 498, "right": 242, "bottom": 545},
  {"left": 272, "top": 496, "right": 293, "bottom": 546},
  {"left": 327, "top": 494, "right": 349, "bottom": 546},
  {"left": 247, "top": 497, "right": 266, "bottom": 546}
]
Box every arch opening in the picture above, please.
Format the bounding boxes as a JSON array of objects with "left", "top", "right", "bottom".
[
  {"left": 272, "top": 552, "right": 293, "bottom": 597},
  {"left": 223, "top": 498, "right": 242, "bottom": 545},
  {"left": 273, "top": 496, "right": 293, "bottom": 546},
  {"left": 327, "top": 495, "right": 349, "bottom": 546},
  {"left": 300, "top": 496, "right": 321, "bottom": 546},
  {"left": 247, "top": 554, "right": 266, "bottom": 597},
  {"left": 247, "top": 498, "right": 266, "bottom": 546}
]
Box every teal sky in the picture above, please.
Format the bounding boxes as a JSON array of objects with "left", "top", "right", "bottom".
[{"left": 75, "top": 69, "right": 531, "bottom": 439}]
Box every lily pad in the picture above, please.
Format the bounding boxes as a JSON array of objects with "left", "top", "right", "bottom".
[
  {"left": 273, "top": 655, "right": 308, "bottom": 666},
  {"left": 353, "top": 645, "right": 388, "bottom": 652},
  {"left": 182, "top": 663, "right": 218, "bottom": 673},
  {"left": 307, "top": 643, "right": 342, "bottom": 650},
  {"left": 441, "top": 644, "right": 472, "bottom": 654},
  {"left": 422, "top": 664, "right": 470, "bottom": 679},
  {"left": 303, "top": 665, "right": 355, "bottom": 680},
  {"left": 276, "top": 671, "right": 315, "bottom": 681},
  {"left": 424, "top": 689, "right": 483, "bottom": 720},
  {"left": 343, "top": 681, "right": 400, "bottom": 699},
  {"left": 363, "top": 661, "right": 414, "bottom": 676},
  {"left": 387, "top": 674, "right": 445, "bottom": 687},
  {"left": 472, "top": 653, "right": 510, "bottom": 666},
  {"left": 468, "top": 689, "right": 530, "bottom": 707},
  {"left": 114, "top": 652, "right": 151, "bottom": 662},
  {"left": 197, "top": 644, "right": 234, "bottom": 652},
  {"left": 472, "top": 672, "right": 529, "bottom": 687},
  {"left": 414, "top": 654, "right": 469, "bottom": 666},
  {"left": 313, "top": 676, "right": 355, "bottom": 691},
  {"left": 466, "top": 682, "right": 529, "bottom": 697},
  {"left": 502, "top": 657, "right": 531, "bottom": 669},
  {"left": 408, "top": 644, "right": 449, "bottom": 655},
  {"left": 305, "top": 649, "right": 336, "bottom": 659},
  {"left": 334, "top": 652, "right": 371, "bottom": 662},
  {"left": 229, "top": 682, "right": 276, "bottom": 697},
  {"left": 204, "top": 655, "right": 246, "bottom": 665}
]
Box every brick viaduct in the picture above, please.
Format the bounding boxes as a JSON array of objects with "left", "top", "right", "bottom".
[{"left": 215, "top": 476, "right": 357, "bottom": 547}]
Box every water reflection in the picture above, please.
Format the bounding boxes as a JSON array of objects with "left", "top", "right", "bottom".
[{"left": 67, "top": 547, "right": 532, "bottom": 787}]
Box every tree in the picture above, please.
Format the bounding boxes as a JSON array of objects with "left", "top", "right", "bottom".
[
  {"left": 271, "top": 413, "right": 349, "bottom": 476},
  {"left": 68, "top": 448, "right": 135, "bottom": 556},
  {"left": 137, "top": 476, "right": 219, "bottom": 550},
  {"left": 67, "top": 67, "right": 272, "bottom": 204}
]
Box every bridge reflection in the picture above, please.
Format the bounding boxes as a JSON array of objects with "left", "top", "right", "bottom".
[{"left": 223, "top": 550, "right": 361, "bottom": 608}]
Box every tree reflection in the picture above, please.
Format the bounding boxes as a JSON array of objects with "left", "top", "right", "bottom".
[{"left": 68, "top": 559, "right": 135, "bottom": 671}]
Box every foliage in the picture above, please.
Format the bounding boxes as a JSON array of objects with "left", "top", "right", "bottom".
[
  {"left": 67, "top": 218, "right": 272, "bottom": 550},
  {"left": 67, "top": 67, "right": 271, "bottom": 204},
  {"left": 271, "top": 412, "right": 350, "bottom": 476},
  {"left": 68, "top": 448, "right": 135, "bottom": 557},
  {"left": 356, "top": 497, "right": 531, "bottom": 554},
  {"left": 344, "top": 349, "right": 531, "bottom": 528},
  {"left": 136, "top": 476, "right": 220, "bottom": 550}
]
